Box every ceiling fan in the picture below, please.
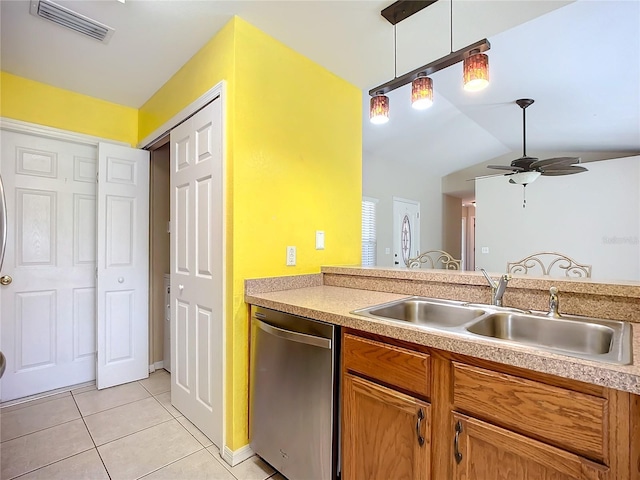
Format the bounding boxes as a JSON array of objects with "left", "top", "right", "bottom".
[{"left": 484, "top": 98, "right": 588, "bottom": 185}]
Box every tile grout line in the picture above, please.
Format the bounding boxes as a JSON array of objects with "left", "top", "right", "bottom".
[
  {"left": 72, "top": 387, "right": 158, "bottom": 418},
  {"left": 7, "top": 446, "right": 98, "bottom": 480},
  {"left": 91, "top": 416, "right": 177, "bottom": 449},
  {"left": 71, "top": 390, "right": 112, "bottom": 480},
  {"left": 133, "top": 446, "right": 207, "bottom": 480},
  {"left": 0, "top": 416, "right": 82, "bottom": 445},
  {"left": 174, "top": 415, "right": 215, "bottom": 448}
]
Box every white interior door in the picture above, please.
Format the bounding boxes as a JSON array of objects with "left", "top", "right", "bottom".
[
  {"left": 393, "top": 197, "right": 421, "bottom": 267},
  {"left": 0, "top": 130, "right": 97, "bottom": 401},
  {"left": 96, "top": 143, "right": 149, "bottom": 389},
  {"left": 170, "top": 98, "right": 224, "bottom": 448}
]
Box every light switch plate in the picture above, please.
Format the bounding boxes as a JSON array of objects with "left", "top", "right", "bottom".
[
  {"left": 286, "top": 246, "right": 296, "bottom": 266},
  {"left": 315, "top": 231, "right": 325, "bottom": 250},
  {"left": 481, "top": 246, "right": 489, "bottom": 254}
]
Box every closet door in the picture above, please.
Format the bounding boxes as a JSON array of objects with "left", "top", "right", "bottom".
[
  {"left": 0, "top": 130, "right": 97, "bottom": 401},
  {"left": 96, "top": 143, "right": 150, "bottom": 389},
  {"left": 170, "top": 97, "right": 224, "bottom": 448}
]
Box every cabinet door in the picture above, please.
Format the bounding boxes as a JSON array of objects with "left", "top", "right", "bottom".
[
  {"left": 343, "top": 373, "right": 430, "bottom": 480},
  {"left": 452, "top": 413, "right": 609, "bottom": 480}
]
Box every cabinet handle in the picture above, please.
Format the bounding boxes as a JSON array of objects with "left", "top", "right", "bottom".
[
  {"left": 454, "top": 420, "right": 463, "bottom": 464},
  {"left": 416, "top": 408, "right": 425, "bottom": 447}
]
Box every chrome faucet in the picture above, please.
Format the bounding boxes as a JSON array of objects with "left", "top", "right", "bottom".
[
  {"left": 478, "top": 268, "right": 511, "bottom": 306},
  {"left": 547, "top": 286, "right": 561, "bottom": 318}
]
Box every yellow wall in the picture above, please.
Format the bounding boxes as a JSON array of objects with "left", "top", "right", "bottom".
[
  {"left": 141, "top": 16, "right": 361, "bottom": 450},
  {"left": 229, "top": 19, "right": 362, "bottom": 448},
  {"left": 0, "top": 72, "right": 138, "bottom": 146}
]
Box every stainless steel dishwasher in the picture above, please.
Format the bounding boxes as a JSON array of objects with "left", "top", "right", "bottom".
[{"left": 250, "top": 306, "right": 340, "bottom": 480}]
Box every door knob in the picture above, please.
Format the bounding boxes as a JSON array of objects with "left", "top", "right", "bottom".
[{"left": 0, "top": 275, "right": 12, "bottom": 286}]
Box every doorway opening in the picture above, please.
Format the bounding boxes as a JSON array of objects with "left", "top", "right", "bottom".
[{"left": 148, "top": 137, "right": 170, "bottom": 373}]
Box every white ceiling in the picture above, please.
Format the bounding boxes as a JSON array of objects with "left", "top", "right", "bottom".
[{"left": 1, "top": 0, "right": 639, "bottom": 181}]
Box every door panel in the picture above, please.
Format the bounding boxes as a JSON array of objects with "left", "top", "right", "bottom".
[
  {"left": 393, "top": 197, "right": 421, "bottom": 267},
  {"left": 452, "top": 413, "right": 609, "bottom": 480},
  {"left": 0, "top": 131, "right": 97, "bottom": 401},
  {"left": 96, "top": 143, "right": 149, "bottom": 389},
  {"left": 15, "top": 290, "right": 56, "bottom": 370},
  {"left": 342, "top": 373, "right": 431, "bottom": 480},
  {"left": 170, "top": 98, "right": 224, "bottom": 448}
]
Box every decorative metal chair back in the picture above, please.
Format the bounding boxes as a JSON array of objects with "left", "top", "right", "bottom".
[
  {"left": 408, "top": 250, "right": 461, "bottom": 270},
  {"left": 507, "top": 252, "right": 592, "bottom": 278}
]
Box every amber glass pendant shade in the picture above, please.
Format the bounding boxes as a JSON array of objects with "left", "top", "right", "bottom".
[
  {"left": 463, "top": 52, "right": 489, "bottom": 92},
  {"left": 411, "top": 74, "right": 433, "bottom": 110},
  {"left": 370, "top": 94, "right": 390, "bottom": 124}
]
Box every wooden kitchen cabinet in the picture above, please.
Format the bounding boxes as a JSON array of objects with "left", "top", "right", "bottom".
[
  {"left": 342, "top": 373, "right": 431, "bottom": 480},
  {"left": 451, "top": 413, "right": 609, "bottom": 480},
  {"left": 341, "top": 329, "right": 636, "bottom": 480},
  {"left": 342, "top": 333, "right": 431, "bottom": 480}
]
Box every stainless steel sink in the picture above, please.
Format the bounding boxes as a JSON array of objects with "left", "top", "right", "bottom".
[
  {"left": 352, "top": 297, "right": 487, "bottom": 328},
  {"left": 465, "top": 312, "right": 632, "bottom": 364},
  {"left": 351, "top": 296, "right": 633, "bottom": 365}
]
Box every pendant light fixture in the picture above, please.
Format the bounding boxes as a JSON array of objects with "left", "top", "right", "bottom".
[
  {"left": 370, "top": 92, "right": 390, "bottom": 124},
  {"left": 369, "top": 0, "right": 491, "bottom": 123},
  {"left": 411, "top": 73, "right": 433, "bottom": 110},
  {"left": 463, "top": 48, "right": 490, "bottom": 91}
]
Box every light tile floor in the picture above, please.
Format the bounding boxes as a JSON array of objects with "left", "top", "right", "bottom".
[{"left": 0, "top": 370, "right": 286, "bottom": 480}]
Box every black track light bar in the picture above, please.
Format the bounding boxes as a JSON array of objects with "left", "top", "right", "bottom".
[
  {"left": 368, "top": 38, "right": 490, "bottom": 97},
  {"left": 381, "top": 1, "right": 439, "bottom": 25}
]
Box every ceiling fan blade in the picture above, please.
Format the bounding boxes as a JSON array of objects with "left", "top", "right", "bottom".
[
  {"left": 530, "top": 156, "right": 581, "bottom": 169},
  {"left": 487, "top": 165, "right": 524, "bottom": 172},
  {"left": 467, "top": 173, "right": 510, "bottom": 181},
  {"left": 540, "top": 165, "right": 589, "bottom": 176}
]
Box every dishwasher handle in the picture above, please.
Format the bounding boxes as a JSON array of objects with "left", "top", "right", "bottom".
[{"left": 255, "top": 318, "right": 332, "bottom": 349}]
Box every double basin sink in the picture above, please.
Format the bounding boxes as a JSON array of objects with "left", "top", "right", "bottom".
[{"left": 352, "top": 297, "right": 633, "bottom": 365}]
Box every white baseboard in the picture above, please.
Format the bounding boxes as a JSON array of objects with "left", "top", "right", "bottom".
[
  {"left": 149, "top": 361, "right": 164, "bottom": 373},
  {"left": 221, "top": 444, "right": 254, "bottom": 467}
]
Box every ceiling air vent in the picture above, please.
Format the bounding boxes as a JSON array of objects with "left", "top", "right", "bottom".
[{"left": 29, "top": 0, "right": 115, "bottom": 44}]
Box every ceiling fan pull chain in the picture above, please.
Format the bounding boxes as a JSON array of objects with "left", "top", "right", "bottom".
[{"left": 523, "top": 185, "right": 527, "bottom": 208}]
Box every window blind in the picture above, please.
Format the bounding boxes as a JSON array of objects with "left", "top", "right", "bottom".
[{"left": 362, "top": 198, "right": 377, "bottom": 267}]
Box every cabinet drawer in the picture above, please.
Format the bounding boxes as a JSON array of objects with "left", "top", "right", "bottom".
[
  {"left": 343, "top": 333, "right": 430, "bottom": 398},
  {"left": 452, "top": 362, "right": 607, "bottom": 463}
]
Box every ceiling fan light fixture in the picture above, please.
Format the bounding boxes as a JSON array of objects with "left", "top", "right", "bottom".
[
  {"left": 463, "top": 50, "right": 490, "bottom": 92},
  {"left": 370, "top": 92, "right": 390, "bottom": 124},
  {"left": 411, "top": 73, "right": 433, "bottom": 110},
  {"left": 508, "top": 171, "right": 541, "bottom": 185}
]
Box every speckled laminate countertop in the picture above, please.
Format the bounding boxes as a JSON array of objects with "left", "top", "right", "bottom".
[{"left": 245, "top": 284, "right": 640, "bottom": 395}]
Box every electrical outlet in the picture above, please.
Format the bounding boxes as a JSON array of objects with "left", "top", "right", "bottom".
[
  {"left": 481, "top": 246, "right": 489, "bottom": 254},
  {"left": 315, "top": 231, "right": 325, "bottom": 250},
  {"left": 286, "top": 246, "right": 296, "bottom": 266}
]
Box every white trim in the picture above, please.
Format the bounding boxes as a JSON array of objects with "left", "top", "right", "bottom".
[
  {"left": 138, "top": 82, "right": 225, "bottom": 149},
  {"left": 219, "top": 81, "right": 228, "bottom": 459},
  {"left": 149, "top": 361, "right": 164, "bottom": 373},
  {"left": 0, "top": 380, "right": 95, "bottom": 408},
  {"left": 0, "top": 117, "right": 129, "bottom": 147},
  {"left": 221, "top": 444, "right": 254, "bottom": 467},
  {"left": 362, "top": 195, "right": 379, "bottom": 204},
  {"left": 392, "top": 195, "right": 420, "bottom": 207}
]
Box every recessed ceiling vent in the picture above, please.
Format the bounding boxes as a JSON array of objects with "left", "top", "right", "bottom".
[{"left": 29, "top": 0, "right": 115, "bottom": 44}]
